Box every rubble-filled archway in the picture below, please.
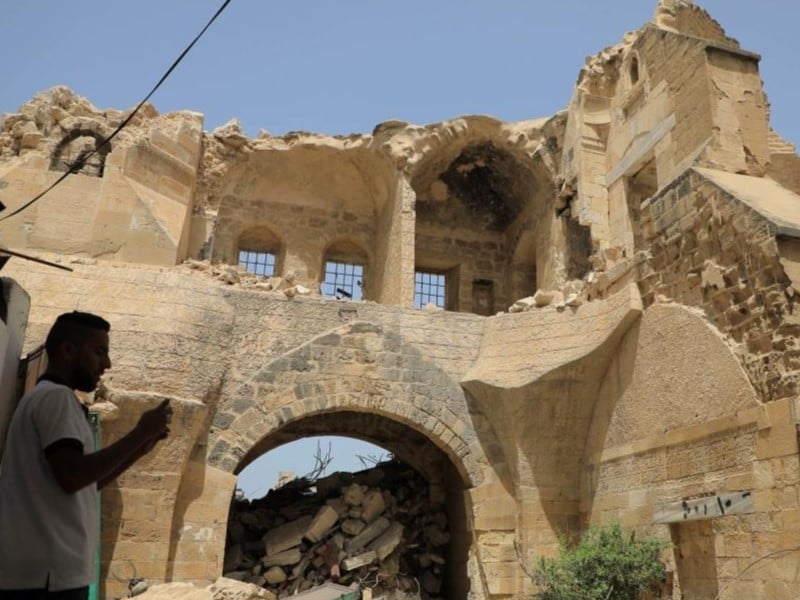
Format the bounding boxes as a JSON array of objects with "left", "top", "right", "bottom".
[
  {"left": 228, "top": 416, "right": 472, "bottom": 598},
  {"left": 167, "top": 319, "right": 504, "bottom": 597}
]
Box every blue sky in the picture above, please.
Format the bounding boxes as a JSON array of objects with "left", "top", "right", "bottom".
[
  {"left": 1, "top": 1, "right": 798, "bottom": 144},
  {"left": 2, "top": 2, "right": 798, "bottom": 496}
]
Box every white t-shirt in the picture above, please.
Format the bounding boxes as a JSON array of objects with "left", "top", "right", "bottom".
[{"left": 0, "top": 379, "right": 98, "bottom": 590}]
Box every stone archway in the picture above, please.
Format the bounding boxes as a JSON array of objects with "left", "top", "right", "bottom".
[
  {"left": 167, "top": 320, "right": 518, "bottom": 597},
  {"left": 208, "top": 321, "right": 485, "bottom": 485}
]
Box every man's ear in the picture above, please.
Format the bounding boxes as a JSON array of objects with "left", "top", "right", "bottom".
[{"left": 59, "top": 339, "right": 78, "bottom": 361}]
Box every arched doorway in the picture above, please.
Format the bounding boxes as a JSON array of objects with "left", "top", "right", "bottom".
[
  {"left": 167, "top": 320, "right": 505, "bottom": 598},
  {"left": 226, "top": 416, "right": 472, "bottom": 598}
]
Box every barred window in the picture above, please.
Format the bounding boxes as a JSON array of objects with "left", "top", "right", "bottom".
[
  {"left": 414, "top": 271, "right": 447, "bottom": 309},
  {"left": 322, "top": 260, "right": 363, "bottom": 301},
  {"left": 238, "top": 250, "right": 276, "bottom": 277}
]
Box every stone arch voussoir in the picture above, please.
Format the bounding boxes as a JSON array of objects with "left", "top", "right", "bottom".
[{"left": 207, "top": 320, "right": 485, "bottom": 487}]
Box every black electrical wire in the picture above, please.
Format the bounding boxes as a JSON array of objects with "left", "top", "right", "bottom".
[{"left": 0, "top": 0, "right": 232, "bottom": 223}]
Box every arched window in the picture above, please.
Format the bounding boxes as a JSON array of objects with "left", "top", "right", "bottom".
[
  {"left": 50, "top": 129, "right": 110, "bottom": 177},
  {"left": 321, "top": 241, "right": 368, "bottom": 301},
  {"left": 236, "top": 225, "right": 283, "bottom": 277}
]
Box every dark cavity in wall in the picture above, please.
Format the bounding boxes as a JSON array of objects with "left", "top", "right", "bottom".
[
  {"left": 420, "top": 141, "right": 530, "bottom": 231},
  {"left": 566, "top": 218, "right": 593, "bottom": 280}
]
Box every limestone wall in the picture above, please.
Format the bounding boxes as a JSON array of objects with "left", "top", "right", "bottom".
[
  {"left": 636, "top": 168, "right": 799, "bottom": 401},
  {"left": 0, "top": 87, "right": 203, "bottom": 266},
  {"left": 583, "top": 303, "right": 799, "bottom": 598}
]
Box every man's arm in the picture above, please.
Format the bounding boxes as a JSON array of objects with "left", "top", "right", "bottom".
[
  {"left": 96, "top": 434, "right": 163, "bottom": 490},
  {"left": 46, "top": 400, "right": 170, "bottom": 494}
]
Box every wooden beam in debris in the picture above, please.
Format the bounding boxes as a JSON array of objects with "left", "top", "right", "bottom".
[{"left": 654, "top": 491, "right": 754, "bottom": 524}]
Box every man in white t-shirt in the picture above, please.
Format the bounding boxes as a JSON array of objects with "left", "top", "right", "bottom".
[{"left": 0, "top": 312, "right": 171, "bottom": 599}]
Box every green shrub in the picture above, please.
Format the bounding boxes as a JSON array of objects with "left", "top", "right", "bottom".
[{"left": 533, "top": 523, "right": 669, "bottom": 600}]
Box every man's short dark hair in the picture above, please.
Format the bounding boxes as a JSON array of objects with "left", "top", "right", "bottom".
[{"left": 45, "top": 311, "right": 110, "bottom": 359}]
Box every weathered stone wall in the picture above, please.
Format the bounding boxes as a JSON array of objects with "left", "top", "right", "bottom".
[
  {"left": 415, "top": 227, "right": 508, "bottom": 313},
  {"left": 215, "top": 197, "right": 376, "bottom": 290},
  {"left": 703, "top": 46, "right": 770, "bottom": 175},
  {"left": 373, "top": 175, "right": 415, "bottom": 306},
  {"left": 636, "top": 169, "right": 799, "bottom": 401},
  {"left": 0, "top": 87, "right": 203, "bottom": 265}
]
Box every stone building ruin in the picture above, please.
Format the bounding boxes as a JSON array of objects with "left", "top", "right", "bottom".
[{"left": 1, "top": 1, "right": 800, "bottom": 598}]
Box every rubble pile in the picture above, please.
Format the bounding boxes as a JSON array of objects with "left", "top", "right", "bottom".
[
  {"left": 183, "top": 259, "right": 314, "bottom": 298},
  {"left": 223, "top": 462, "right": 448, "bottom": 599}
]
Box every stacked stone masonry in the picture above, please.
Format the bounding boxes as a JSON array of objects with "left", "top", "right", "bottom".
[{"left": 1, "top": 1, "right": 800, "bottom": 598}]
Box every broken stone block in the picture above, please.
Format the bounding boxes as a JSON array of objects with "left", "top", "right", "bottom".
[
  {"left": 305, "top": 505, "right": 339, "bottom": 543},
  {"left": 263, "top": 515, "right": 312, "bottom": 555},
  {"left": 262, "top": 547, "right": 302, "bottom": 567},
  {"left": 341, "top": 550, "right": 377, "bottom": 572},
  {"left": 508, "top": 296, "right": 535, "bottom": 313},
  {"left": 534, "top": 289, "right": 563, "bottom": 307},
  {"left": 367, "top": 522, "right": 403, "bottom": 560},
  {"left": 341, "top": 518, "right": 365, "bottom": 536},
  {"left": 263, "top": 566, "right": 286, "bottom": 585},
  {"left": 20, "top": 131, "right": 43, "bottom": 149},
  {"left": 212, "top": 577, "right": 277, "bottom": 600},
  {"left": 325, "top": 497, "right": 348, "bottom": 517},
  {"left": 361, "top": 490, "right": 386, "bottom": 523},
  {"left": 219, "top": 266, "right": 240, "bottom": 284},
  {"left": 564, "top": 293, "right": 582, "bottom": 307},
  {"left": 245, "top": 575, "right": 265, "bottom": 586},
  {"left": 348, "top": 517, "right": 391, "bottom": 552},
  {"left": 343, "top": 483, "right": 365, "bottom": 506}
]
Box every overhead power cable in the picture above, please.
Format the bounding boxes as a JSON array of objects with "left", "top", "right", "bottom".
[
  {"left": 0, "top": 0, "right": 232, "bottom": 223},
  {"left": 0, "top": 247, "right": 72, "bottom": 272}
]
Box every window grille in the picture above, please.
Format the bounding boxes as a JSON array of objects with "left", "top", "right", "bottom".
[
  {"left": 322, "top": 260, "right": 363, "bottom": 301},
  {"left": 238, "top": 250, "right": 276, "bottom": 277},
  {"left": 414, "top": 271, "right": 447, "bottom": 309}
]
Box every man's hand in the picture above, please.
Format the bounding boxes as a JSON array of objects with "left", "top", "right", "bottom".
[{"left": 135, "top": 399, "right": 171, "bottom": 446}]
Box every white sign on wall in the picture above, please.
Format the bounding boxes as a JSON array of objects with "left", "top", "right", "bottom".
[{"left": 654, "top": 491, "right": 754, "bottom": 524}]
